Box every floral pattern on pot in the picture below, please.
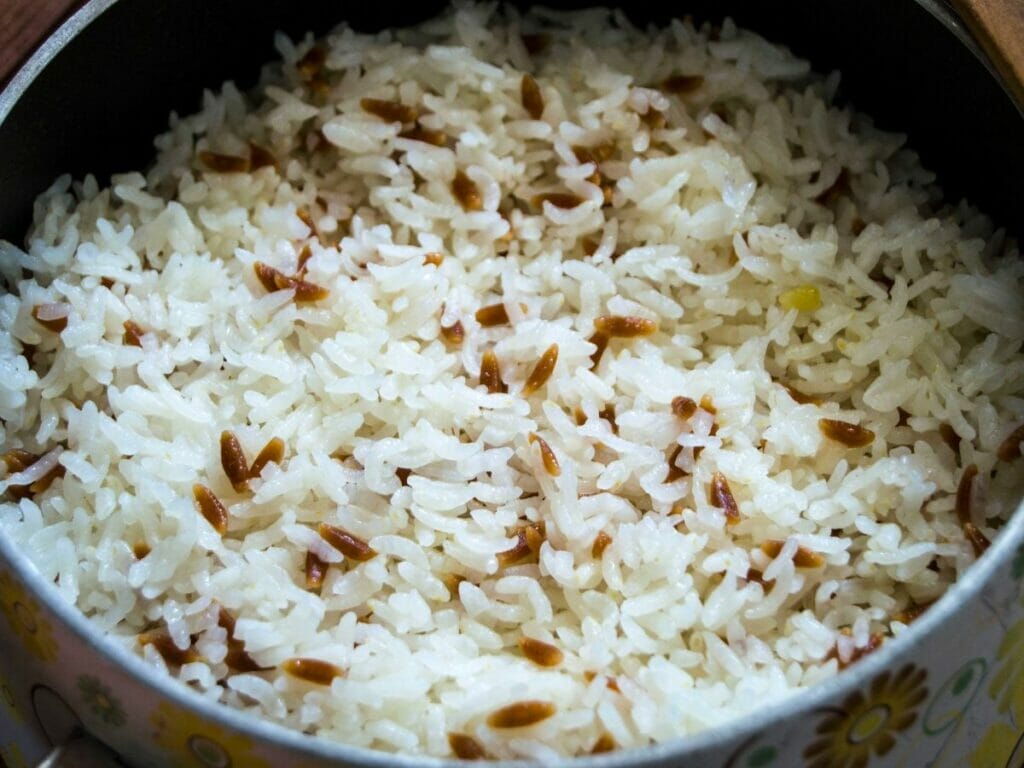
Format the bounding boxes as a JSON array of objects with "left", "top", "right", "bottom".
[
  {"left": 0, "top": 571, "right": 57, "bottom": 663},
  {"left": 152, "top": 701, "right": 270, "bottom": 768},
  {"left": 971, "top": 608, "right": 1024, "bottom": 768},
  {"left": 76, "top": 674, "right": 125, "bottom": 727},
  {"left": 803, "top": 664, "right": 928, "bottom": 768}
]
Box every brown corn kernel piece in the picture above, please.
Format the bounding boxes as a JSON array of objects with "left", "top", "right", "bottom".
[
  {"left": 640, "top": 109, "right": 667, "bottom": 130},
  {"left": 664, "top": 444, "right": 686, "bottom": 483},
  {"left": 497, "top": 529, "right": 532, "bottom": 566},
  {"left": 5, "top": 454, "right": 65, "bottom": 500},
  {"left": 193, "top": 484, "right": 228, "bottom": 534},
  {"left": 518, "top": 636, "right": 563, "bottom": 667},
  {"left": 122, "top": 320, "right": 145, "bottom": 347},
  {"left": 955, "top": 464, "right": 978, "bottom": 524},
  {"left": 398, "top": 125, "right": 448, "bottom": 146},
  {"left": 296, "top": 45, "right": 327, "bottom": 80},
  {"left": 305, "top": 551, "right": 328, "bottom": 589},
  {"left": 441, "top": 320, "right": 465, "bottom": 345},
  {"left": 939, "top": 423, "right": 961, "bottom": 453},
  {"left": 699, "top": 395, "right": 717, "bottom": 415},
  {"left": 593, "top": 315, "right": 657, "bottom": 338},
  {"left": 317, "top": 523, "right": 376, "bottom": 561},
  {"left": 476, "top": 303, "right": 509, "bottom": 327},
  {"left": 529, "top": 433, "right": 560, "bottom": 477},
  {"left": 281, "top": 657, "right": 344, "bottom": 685},
  {"left": 443, "top": 573, "right": 466, "bottom": 598},
  {"left": 254, "top": 262, "right": 283, "bottom": 293},
  {"left": 452, "top": 170, "right": 483, "bottom": 212},
  {"left": 997, "top": 423, "right": 1024, "bottom": 461},
  {"left": 662, "top": 74, "right": 705, "bottom": 94},
  {"left": 296, "top": 244, "right": 314, "bottom": 275},
  {"left": 892, "top": 601, "right": 933, "bottom": 625},
  {"left": 448, "top": 732, "right": 487, "bottom": 760},
  {"left": 139, "top": 631, "right": 200, "bottom": 666},
  {"left": 532, "top": 192, "right": 586, "bottom": 210},
  {"left": 828, "top": 632, "right": 884, "bottom": 670},
  {"left": 523, "top": 521, "right": 545, "bottom": 556},
  {"left": 32, "top": 303, "right": 70, "bottom": 333},
  {"left": 2, "top": 449, "right": 37, "bottom": 473},
  {"left": 818, "top": 419, "right": 875, "bottom": 448},
  {"left": 218, "top": 607, "right": 268, "bottom": 672},
  {"left": 317, "top": 528, "right": 378, "bottom": 561},
  {"left": 784, "top": 385, "right": 822, "bottom": 405},
  {"left": 248, "top": 142, "right": 276, "bottom": 170},
  {"left": 745, "top": 567, "right": 771, "bottom": 586},
  {"left": 672, "top": 396, "right": 697, "bottom": 419},
  {"left": 588, "top": 331, "right": 610, "bottom": 369},
  {"left": 591, "top": 531, "right": 612, "bottom": 558},
  {"left": 296, "top": 207, "right": 318, "bottom": 237},
  {"left": 479, "top": 349, "right": 505, "bottom": 394},
  {"left": 573, "top": 407, "right": 587, "bottom": 426},
  {"left": 591, "top": 734, "right": 616, "bottom": 754},
  {"left": 219, "top": 431, "right": 250, "bottom": 493},
  {"left": 100, "top": 277, "right": 116, "bottom": 289},
  {"left": 521, "top": 73, "right": 544, "bottom": 120},
  {"left": 423, "top": 252, "right": 444, "bottom": 267},
  {"left": 523, "top": 344, "right": 558, "bottom": 395},
  {"left": 572, "top": 142, "right": 615, "bottom": 165},
  {"left": 582, "top": 671, "right": 620, "bottom": 692},
  {"left": 198, "top": 151, "right": 249, "bottom": 174},
  {"left": 249, "top": 437, "right": 285, "bottom": 479},
  {"left": 521, "top": 33, "right": 550, "bottom": 54},
  {"left": 360, "top": 98, "right": 418, "bottom": 124},
  {"left": 486, "top": 700, "right": 556, "bottom": 728},
  {"left": 253, "top": 262, "right": 329, "bottom": 302},
  {"left": 396, "top": 467, "right": 412, "bottom": 486},
  {"left": 710, "top": 472, "right": 739, "bottom": 526},
  {"left": 286, "top": 276, "right": 329, "bottom": 303},
  {"left": 964, "top": 522, "right": 990, "bottom": 557},
  {"left": 132, "top": 541, "right": 151, "bottom": 559},
  {"left": 760, "top": 540, "right": 825, "bottom": 568}
]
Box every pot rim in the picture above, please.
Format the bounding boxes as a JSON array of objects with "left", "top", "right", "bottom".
[{"left": 1, "top": 1, "right": 1022, "bottom": 766}]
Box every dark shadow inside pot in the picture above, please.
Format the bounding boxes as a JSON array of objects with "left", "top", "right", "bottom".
[{"left": 0, "top": 0, "right": 1020, "bottom": 244}]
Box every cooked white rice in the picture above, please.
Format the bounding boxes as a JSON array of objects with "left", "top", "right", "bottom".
[{"left": 2, "top": 2, "right": 1023, "bottom": 759}]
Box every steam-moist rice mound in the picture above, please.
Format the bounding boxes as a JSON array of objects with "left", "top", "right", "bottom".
[{"left": 2, "top": 3, "right": 1024, "bottom": 759}]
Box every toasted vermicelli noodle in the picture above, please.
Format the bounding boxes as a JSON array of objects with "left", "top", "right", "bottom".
[{"left": 1, "top": 3, "right": 1023, "bottom": 760}]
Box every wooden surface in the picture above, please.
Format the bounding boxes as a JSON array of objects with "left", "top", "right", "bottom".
[
  {"left": 0, "top": 0, "right": 82, "bottom": 86},
  {"left": 950, "top": 0, "right": 1024, "bottom": 108}
]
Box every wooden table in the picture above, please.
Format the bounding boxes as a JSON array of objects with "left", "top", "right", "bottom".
[{"left": 1, "top": 0, "right": 83, "bottom": 86}]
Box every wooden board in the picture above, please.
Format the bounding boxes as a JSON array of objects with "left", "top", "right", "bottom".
[{"left": 0, "top": 0, "right": 83, "bottom": 86}]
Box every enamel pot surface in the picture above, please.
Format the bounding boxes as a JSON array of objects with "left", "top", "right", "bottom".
[{"left": 0, "top": 1, "right": 1022, "bottom": 767}]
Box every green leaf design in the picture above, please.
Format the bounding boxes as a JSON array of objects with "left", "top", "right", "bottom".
[
  {"left": 1012, "top": 543, "right": 1024, "bottom": 581},
  {"left": 952, "top": 665, "right": 975, "bottom": 695},
  {"left": 76, "top": 674, "right": 126, "bottom": 728},
  {"left": 748, "top": 746, "right": 778, "bottom": 766}
]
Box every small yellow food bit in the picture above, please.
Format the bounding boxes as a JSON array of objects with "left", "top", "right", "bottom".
[{"left": 778, "top": 285, "right": 821, "bottom": 312}]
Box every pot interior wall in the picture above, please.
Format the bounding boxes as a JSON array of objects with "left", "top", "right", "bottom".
[{"left": 0, "top": 0, "right": 1020, "bottom": 245}]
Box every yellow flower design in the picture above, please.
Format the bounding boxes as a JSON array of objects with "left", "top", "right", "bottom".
[
  {"left": 0, "top": 571, "right": 57, "bottom": 663},
  {"left": 151, "top": 701, "right": 271, "bottom": 768},
  {"left": 990, "top": 616, "right": 1024, "bottom": 720},
  {"left": 803, "top": 664, "right": 928, "bottom": 768},
  {"left": 971, "top": 614, "right": 1024, "bottom": 768}
]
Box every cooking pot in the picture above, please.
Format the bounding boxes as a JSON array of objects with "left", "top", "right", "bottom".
[{"left": 0, "top": 1, "right": 1022, "bottom": 767}]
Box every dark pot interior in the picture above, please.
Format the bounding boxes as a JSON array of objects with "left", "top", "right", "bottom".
[{"left": 0, "top": 0, "right": 1021, "bottom": 246}]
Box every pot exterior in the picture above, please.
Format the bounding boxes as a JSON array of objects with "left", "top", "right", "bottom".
[
  {"left": 1, "top": 539, "right": 1022, "bottom": 768},
  {"left": 0, "top": 1, "right": 1023, "bottom": 767}
]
